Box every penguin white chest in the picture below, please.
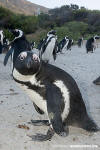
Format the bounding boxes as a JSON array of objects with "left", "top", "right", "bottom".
[
  {"left": 13, "top": 69, "right": 47, "bottom": 114},
  {"left": 42, "top": 38, "right": 56, "bottom": 61},
  {"left": 16, "top": 82, "right": 47, "bottom": 114}
]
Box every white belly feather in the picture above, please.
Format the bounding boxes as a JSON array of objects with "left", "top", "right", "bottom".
[
  {"left": 42, "top": 38, "right": 56, "bottom": 62},
  {"left": 13, "top": 68, "right": 70, "bottom": 121},
  {"left": 16, "top": 82, "right": 47, "bottom": 114},
  {"left": 54, "top": 80, "right": 70, "bottom": 121}
]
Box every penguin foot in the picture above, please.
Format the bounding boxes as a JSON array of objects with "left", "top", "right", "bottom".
[
  {"left": 28, "top": 120, "right": 50, "bottom": 126},
  {"left": 59, "top": 131, "right": 68, "bottom": 137},
  {"left": 58, "top": 127, "right": 69, "bottom": 137},
  {"left": 28, "top": 128, "right": 54, "bottom": 141}
]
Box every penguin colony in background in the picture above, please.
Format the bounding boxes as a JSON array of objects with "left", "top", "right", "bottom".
[{"left": 1, "top": 29, "right": 100, "bottom": 141}]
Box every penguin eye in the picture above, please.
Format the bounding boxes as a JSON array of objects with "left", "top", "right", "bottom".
[
  {"left": 19, "top": 55, "right": 25, "bottom": 60},
  {"left": 19, "top": 52, "right": 27, "bottom": 61}
]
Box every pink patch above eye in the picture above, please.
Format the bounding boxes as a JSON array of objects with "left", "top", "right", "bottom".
[{"left": 32, "top": 54, "right": 40, "bottom": 62}]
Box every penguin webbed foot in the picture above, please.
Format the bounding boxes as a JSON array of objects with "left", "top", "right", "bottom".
[
  {"left": 59, "top": 131, "right": 68, "bottom": 137},
  {"left": 28, "top": 120, "right": 50, "bottom": 126},
  {"left": 29, "top": 128, "right": 54, "bottom": 141}
]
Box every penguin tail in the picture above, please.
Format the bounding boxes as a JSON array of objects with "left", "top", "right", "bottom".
[
  {"left": 93, "top": 77, "right": 100, "bottom": 85},
  {"left": 82, "top": 116, "right": 100, "bottom": 132}
]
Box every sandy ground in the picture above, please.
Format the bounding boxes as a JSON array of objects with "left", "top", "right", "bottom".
[{"left": 0, "top": 42, "right": 100, "bottom": 150}]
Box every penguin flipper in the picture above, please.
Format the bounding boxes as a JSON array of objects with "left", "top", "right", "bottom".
[
  {"left": 3, "top": 48, "right": 13, "bottom": 66},
  {"left": 33, "top": 102, "right": 44, "bottom": 114},
  {"left": 29, "top": 120, "right": 50, "bottom": 126}
]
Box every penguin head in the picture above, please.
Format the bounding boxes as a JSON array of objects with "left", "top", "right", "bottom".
[
  {"left": 47, "top": 30, "right": 56, "bottom": 36},
  {"left": 9, "top": 29, "right": 23, "bottom": 39},
  {"left": 94, "top": 35, "right": 100, "bottom": 40},
  {"left": 14, "top": 51, "right": 40, "bottom": 75}
]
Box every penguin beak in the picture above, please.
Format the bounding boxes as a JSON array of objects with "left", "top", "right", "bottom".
[
  {"left": 3, "top": 48, "right": 13, "bottom": 66},
  {"left": 26, "top": 57, "right": 33, "bottom": 69}
]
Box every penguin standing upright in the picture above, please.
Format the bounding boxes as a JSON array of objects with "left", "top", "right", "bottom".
[
  {"left": 58, "top": 37, "right": 69, "bottom": 53},
  {"left": 12, "top": 51, "right": 99, "bottom": 141},
  {"left": 77, "top": 37, "right": 83, "bottom": 47},
  {"left": 39, "top": 30, "right": 58, "bottom": 63},
  {"left": 0, "top": 30, "right": 4, "bottom": 54},
  {"left": 67, "top": 38, "right": 73, "bottom": 51},
  {"left": 3, "top": 29, "right": 32, "bottom": 68},
  {"left": 86, "top": 36, "right": 97, "bottom": 53}
]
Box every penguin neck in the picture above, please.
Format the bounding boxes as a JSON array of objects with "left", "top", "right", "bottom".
[
  {"left": 13, "top": 68, "right": 44, "bottom": 87},
  {"left": 35, "top": 62, "right": 51, "bottom": 81},
  {"left": 12, "top": 34, "right": 25, "bottom": 44},
  {"left": 13, "top": 68, "right": 36, "bottom": 83}
]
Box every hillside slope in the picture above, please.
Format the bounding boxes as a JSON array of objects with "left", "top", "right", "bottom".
[{"left": 0, "top": 0, "right": 48, "bottom": 15}]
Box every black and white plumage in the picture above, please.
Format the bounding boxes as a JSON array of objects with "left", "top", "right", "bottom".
[
  {"left": 93, "top": 76, "right": 100, "bottom": 85},
  {"left": 12, "top": 51, "right": 99, "bottom": 141},
  {"left": 67, "top": 38, "right": 73, "bottom": 51},
  {"left": 2, "top": 38, "right": 10, "bottom": 53},
  {"left": 0, "top": 30, "right": 4, "bottom": 54},
  {"left": 30, "top": 41, "right": 35, "bottom": 50},
  {"left": 77, "top": 37, "right": 83, "bottom": 47},
  {"left": 3, "top": 29, "right": 32, "bottom": 67},
  {"left": 57, "top": 37, "right": 69, "bottom": 53},
  {"left": 39, "top": 30, "right": 58, "bottom": 63},
  {"left": 86, "top": 36, "right": 97, "bottom": 53}
]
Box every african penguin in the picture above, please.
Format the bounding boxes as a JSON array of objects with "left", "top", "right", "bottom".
[
  {"left": 0, "top": 30, "right": 4, "bottom": 54},
  {"left": 77, "top": 37, "right": 83, "bottom": 47},
  {"left": 3, "top": 29, "right": 32, "bottom": 68},
  {"left": 39, "top": 30, "right": 58, "bottom": 63},
  {"left": 67, "top": 38, "right": 73, "bottom": 51},
  {"left": 58, "top": 37, "right": 69, "bottom": 53},
  {"left": 12, "top": 51, "right": 100, "bottom": 141},
  {"left": 86, "top": 36, "right": 96, "bottom": 53}
]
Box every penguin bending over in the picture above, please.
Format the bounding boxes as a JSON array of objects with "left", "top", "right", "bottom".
[{"left": 12, "top": 51, "right": 99, "bottom": 141}]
